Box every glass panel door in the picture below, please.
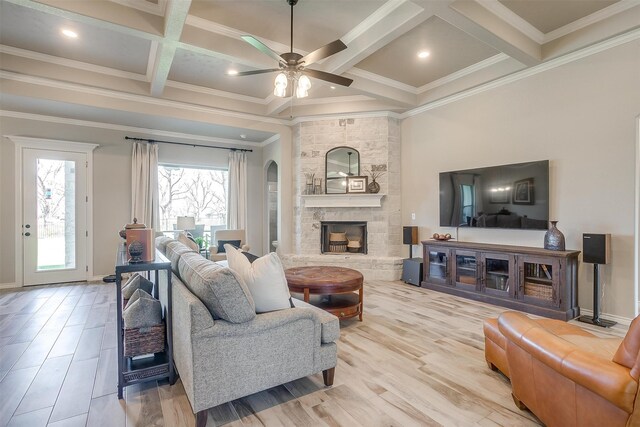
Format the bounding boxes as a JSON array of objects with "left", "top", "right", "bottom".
[
  {"left": 483, "top": 254, "right": 513, "bottom": 297},
  {"left": 454, "top": 251, "right": 478, "bottom": 289},
  {"left": 23, "top": 149, "right": 87, "bottom": 285},
  {"left": 427, "top": 249, "right": 449, "bottom": 285}
]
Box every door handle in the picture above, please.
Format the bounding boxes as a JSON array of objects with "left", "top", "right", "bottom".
[
  {"left": 24, "top": 232, "right": 31, "bottom": 237},
  {"left": 25, "top": 224, "right": 31, "bottom": 228}
]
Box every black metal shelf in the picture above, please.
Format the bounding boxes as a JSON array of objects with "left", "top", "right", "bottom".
[{"left": 115, "top": 247, "right": 175, "bottom": 399}]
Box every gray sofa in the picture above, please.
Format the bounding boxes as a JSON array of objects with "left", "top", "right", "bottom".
[{"left": 155, "top": 236, "right": 339, "bottom": 426}]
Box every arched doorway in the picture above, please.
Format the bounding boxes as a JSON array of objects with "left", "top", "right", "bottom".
[{"left": 266, "top": 161, "right": 279, "bottom": 253}]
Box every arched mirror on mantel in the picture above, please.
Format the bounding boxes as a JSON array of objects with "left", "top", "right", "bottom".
[{"left": 325, "top": 147, "right": 360, "bottom": 194}]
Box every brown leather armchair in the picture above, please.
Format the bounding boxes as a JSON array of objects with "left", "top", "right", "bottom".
[{"left": 498, "top": 311, "right": 640, "bottom": 427}]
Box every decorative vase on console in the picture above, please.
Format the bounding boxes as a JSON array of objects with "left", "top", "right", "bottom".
[{"left": 544, "top": 220, "right": 565, "bottom": 251}]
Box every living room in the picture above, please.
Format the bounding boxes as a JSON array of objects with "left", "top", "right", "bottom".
[{"left": 1, "top": 0, "right": 640, "bottom": 426}]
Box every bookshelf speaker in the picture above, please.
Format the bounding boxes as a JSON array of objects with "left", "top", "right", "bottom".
[
  {"left": 582, "top": 233, "right": 610, "bottom": 264},
  {"left": 403, "top": 226, "right": 418, "bottom": 245}
]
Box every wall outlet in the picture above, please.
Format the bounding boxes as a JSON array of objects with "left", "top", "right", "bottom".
[{"left": 411, "top": 213, "right": 416, "bottom": 220}]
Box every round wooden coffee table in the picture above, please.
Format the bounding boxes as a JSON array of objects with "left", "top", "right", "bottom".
[{"left": 285, "top": 266, "right": 364, "bottom": 321}]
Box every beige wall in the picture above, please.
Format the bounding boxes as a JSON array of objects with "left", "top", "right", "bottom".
[
  {"left": 401, "top": 40, "right": 640, "bottom": 319},
  {"left": 0, "top": 116, "right": 265, "bottom": 284}
]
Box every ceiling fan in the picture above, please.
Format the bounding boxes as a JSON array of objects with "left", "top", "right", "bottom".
[{"left": 231, "top": 0, "right": 353, "bottom": 98}]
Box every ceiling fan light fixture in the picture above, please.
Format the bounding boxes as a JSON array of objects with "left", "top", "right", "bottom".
[
  {"left": 296, "top": 74, "right": 311, "bottom": 98},
  {"left": 274, "top": 72, "right": 288, "bottom": 97}
]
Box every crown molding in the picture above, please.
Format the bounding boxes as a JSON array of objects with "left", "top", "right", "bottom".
[
  {"left": 164, "top": 80, "right": 269, "bottom": 105},
  {"left": 109, "top": 0, "right": 165, "bottom": 16},
  {"left": 417, "top": 53, "right": 510, "bottom": 94},
  {"left": 402, "top": 27, "right": 640, "bottom": 119},
  {"left": 0, "top": 110, "right": 265, "bottom": 147},
  {"left": 262, "top": 134, "right": 281, "bottom": 147},
  {"left": 0, "top": 70, "right": 290, "bottom": 126},
  {"left": 0, "top": 45, "right": 147, "bottom": 81},
  {"left": 477, "top": 0, "right": 545, "bottom": 44},
  {"left": 544, "top": 0, "right": 640, "bottom": 43},
  {"left": 291, "top": 110, "right": 401, "bottom": 125},
  {"left": 348, "top": 68, "right": 417, "bottom": 94}
]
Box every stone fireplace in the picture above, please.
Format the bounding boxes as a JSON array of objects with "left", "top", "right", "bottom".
[
  {"left": 321, "top": 221, "right": 367, "bottom": 254},
  {"left": 281, "top": 116, "right": 404, "bottom": 280}
]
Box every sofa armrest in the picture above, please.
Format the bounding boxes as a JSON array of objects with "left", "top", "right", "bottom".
[
  {"left": 293, "top": 298, "right": 340, "bottom": 343},
  {"left": 241, "top": 244, "right": 250, "bottom": 252},
  {"left": 209, "top": 246, "right": 219, "bottom": 255},
  {"left": 499, "top": 312, "right": 638, "bottom": 413},
  {"left": 194, "top": 307, "right": 320, "bottom": 339}
]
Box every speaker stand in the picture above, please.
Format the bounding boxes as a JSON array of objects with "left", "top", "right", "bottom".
[{"left": 577, "top": 264, "right": 616, "bottom": 328}]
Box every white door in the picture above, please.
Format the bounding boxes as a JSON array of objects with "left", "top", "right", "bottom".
[{"left": 22, "top": 149, "right": 88, "bottom": 285}]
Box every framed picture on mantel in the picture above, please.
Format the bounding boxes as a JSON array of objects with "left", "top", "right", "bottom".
[{"left": 346, "top": 176, "right": 368, "bottom": 193}]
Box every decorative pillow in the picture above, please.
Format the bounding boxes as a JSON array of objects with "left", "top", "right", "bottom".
[
  {"left": 178, "top": 251, "right": 256, "bottom": 323},
  {"left": 166, "top": 241, "right": 196, "bottom": 274},
  {"left": 217, "top": 239, "right": 241, "bottom": 254},
  {"left": 178, "top": 232, "right": 200, "bottom": 252},
  {"left": 225, "top": 245, "right": 292, "bottom": 313},
  {"left": 155, "top": 236, "right": 173, "bottom": 254},
  {"left": 128, "top": 288, "right": 152, "bottom": 306},
  {"left": 122, "top": 273, "right": 153, "bottom": 299},
  {"left": 123, "top": 292, "right": 162, "bottom": 329},
  {"left": 242, "top": 251, "right": 260, "bottom": 263}
]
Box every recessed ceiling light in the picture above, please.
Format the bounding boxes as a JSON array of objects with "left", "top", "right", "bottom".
[
  {"left": 330, "top": 86, "right": 336, "bottom": 90},
  {"left": 61, "top": 29, "right": 78, "bottom": 39},
  {"left": 418, "top": 51, "right": 430, "bottom": 59},
  {"left": 240, "top": 134, "right": 247, "bottom": 139},
  {"left": 227, "top": 69, "right": 239, "bottom": 76}
]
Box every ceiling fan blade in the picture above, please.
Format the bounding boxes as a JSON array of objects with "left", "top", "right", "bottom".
[
  {"left": 299, "top": 39, "right": 347, "bottom": 66},
  {"left": 232, "top": 69, "right": 281, "bottom": 77},
  {"left": 241, "top": 35, "right": 285, "bottom": 65},
  {"left": 304, "top": 69, "right": 353, "bottom": 87}
]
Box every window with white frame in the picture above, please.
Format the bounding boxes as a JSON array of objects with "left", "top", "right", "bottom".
[{"left": 158, "top": 164, "right": 228, "bottom": 244}]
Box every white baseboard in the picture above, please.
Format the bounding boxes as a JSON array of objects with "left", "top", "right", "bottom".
[
  {"left": 0, "top": 282, "right": 19, "bottom": 290},
  {"left": 579, "top": 308, "right": 632, "bottom": 326}
]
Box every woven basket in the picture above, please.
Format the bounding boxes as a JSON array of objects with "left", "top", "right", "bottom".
[
  {"left": 524, "top": 282, "right": 553, "bottom": 300},
  {"left": 124, "top": 323, "right": 165, "bottom": 357}
]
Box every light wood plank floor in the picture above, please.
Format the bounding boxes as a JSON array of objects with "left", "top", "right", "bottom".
[{"left": 0, "top": 280, "right": 627, "bottom": 427}]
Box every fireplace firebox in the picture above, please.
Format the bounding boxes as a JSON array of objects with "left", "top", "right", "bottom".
[{"left": 320, "top": 221, "right": 367, "bottom": 254}]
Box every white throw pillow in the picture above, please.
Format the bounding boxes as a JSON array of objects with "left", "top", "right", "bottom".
[{"left": 225, "top": 245, "right": 292, "bottom": 313}]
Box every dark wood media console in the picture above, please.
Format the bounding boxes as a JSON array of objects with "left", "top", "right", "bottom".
[{"left": 421, "top": 240, "right": 580, "bottom": 320}]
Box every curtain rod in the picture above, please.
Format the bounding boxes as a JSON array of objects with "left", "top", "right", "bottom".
[{"left": 124, "top": 136, "right": 253, "bottom": 152}]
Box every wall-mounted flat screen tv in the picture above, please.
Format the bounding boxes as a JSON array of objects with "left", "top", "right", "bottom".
[{"left": 440, "top": 160, "right": 549, "bottom": 230}]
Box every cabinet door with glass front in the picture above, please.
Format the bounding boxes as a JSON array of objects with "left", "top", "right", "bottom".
[
  {"left": 424, "top": 246, "right": 450, "bottom": 286},
  {"left": 481, "top": 253, "right": 515, "bottom": 298},
  {"left": 518, "top": 256, "right": 560, "bottom": 307},
  {"left": 453, "top": 250, "right": 479, "bottom": 291}
]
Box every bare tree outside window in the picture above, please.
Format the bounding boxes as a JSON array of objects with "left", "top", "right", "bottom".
[{"left": 158, "top": 165, "right": 228, "bottom": 237}]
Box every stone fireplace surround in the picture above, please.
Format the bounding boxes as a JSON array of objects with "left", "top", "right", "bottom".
[{"left": 281, "top": 116, "right": 403, "bottom": 281}]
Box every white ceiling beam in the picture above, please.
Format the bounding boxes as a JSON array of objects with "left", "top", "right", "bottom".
[
  {"left": 149, "top": 0, "right": 191, "bottom": 97},
  {"left": 432, "top": 0, "right": 542, "bottom": 66}
]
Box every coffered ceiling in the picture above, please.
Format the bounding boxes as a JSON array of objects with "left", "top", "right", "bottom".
[{"left": 0, "top": 0, "right": 638, "bottom": 143}]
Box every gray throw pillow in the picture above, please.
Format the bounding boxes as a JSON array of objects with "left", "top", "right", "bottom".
[
  {"left": 128, "top": 288, "right": 152, "bottom": 306},
  {"left": 178, "top": 252, "right": 256, "bottom": 323},
  {"left": 166, "top": 241, "right": 196, "bottom": 275},
  {"left": 123, "top": 294, "right": 162, "bottom": 329},
  {"left": 122, "top": 273, "right": 153, "bottom": 299}
]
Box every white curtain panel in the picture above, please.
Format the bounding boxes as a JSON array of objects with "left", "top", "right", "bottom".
[
  {"left": 131, "top": 141, "right": 160, "bottom": 230},
  {"left": 227, "top": 150, "right": 247, "bottom": 230}
]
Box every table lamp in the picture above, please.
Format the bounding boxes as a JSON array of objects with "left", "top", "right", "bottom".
[{"left": 177, "top": 216, "right": 195, "bottom": 232}]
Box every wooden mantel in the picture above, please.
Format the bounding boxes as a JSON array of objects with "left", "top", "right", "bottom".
[{"left": 301, "top": 194, "right": 385, "bottom": 208}]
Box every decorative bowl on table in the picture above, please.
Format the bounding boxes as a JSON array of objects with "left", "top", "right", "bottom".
[{"left": 432, "top": 233, "right": 453, "bottom": 241}]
